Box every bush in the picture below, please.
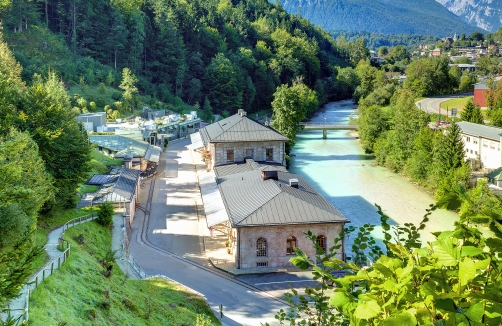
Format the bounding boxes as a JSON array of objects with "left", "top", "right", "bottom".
[
  {"left": 112, "top": 91, "right": 122, "bottom": 101},
  {"left": 96, "top": 202, "right": 114, "bottom": 227}
]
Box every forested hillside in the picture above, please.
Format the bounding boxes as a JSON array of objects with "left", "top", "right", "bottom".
[
  {"left": 331, "top": 31, "right": 439, "bottom": 50},
  {"left": 0, "top": 0, "right": 353, "bottom": 116},
  {"left": 280, "top": 0, "right": 483, "bottom": 36}
]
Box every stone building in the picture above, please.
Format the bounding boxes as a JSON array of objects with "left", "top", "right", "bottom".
[
  {"left": 191, "top": 109, "right": 289, "bottom": 169},
  {"left": 192, "top": 112, "right": 349, "bottom": 270}
]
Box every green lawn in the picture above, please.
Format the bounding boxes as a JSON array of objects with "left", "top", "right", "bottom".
[
  {"left": 439, "top": 96, "right": 473, "bottom": 111},
  {"left": 88, "top": 148, "right": 124, "bottom": 177},
  {"left": 29, "top": 222, "right": 220, "bottom": 325}
]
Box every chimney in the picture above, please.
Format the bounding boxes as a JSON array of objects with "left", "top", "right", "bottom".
[
  {"left": 289, "top": 178, "right": 299, "bottom": 188},
  {"left": 238, "top": 109, "right": 247, "bottom": 117},
  {"left": 261, "top": 170, "right": 278, "bottom": 181}
]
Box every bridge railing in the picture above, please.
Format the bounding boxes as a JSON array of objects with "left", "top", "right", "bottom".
[{"left": 298, "top": 122, "right": 357, "bottom": 127}]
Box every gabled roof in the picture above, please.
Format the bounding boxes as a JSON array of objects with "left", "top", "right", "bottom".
[
  {"left": 87, "top": 174, "right": 119, "bottom": 185},
  {"left": 457, "top": 121, "right": 502, "bottom": 141},
  {"left": 199, "top": 114, "right": 289, "bottom": 144},
  {"left": 214, "top": 160, "right": 348, "bottom": 227},
  {"left": 92, "top": 167, "right": 140, "bottom": 204}
]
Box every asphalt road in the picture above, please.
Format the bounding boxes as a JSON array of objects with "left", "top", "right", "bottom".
[
  {"left": 129, "top": 138, "right": 289, "bottom": 325},
  {"left": 415, "top": 92, "right": 473, "bottom": 116}
]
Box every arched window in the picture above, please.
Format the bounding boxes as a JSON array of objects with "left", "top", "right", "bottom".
[
  {"left": 316, "top": 235, "right": 327, "bottom": 252},
  {"left": 256, "top": 238, "right": 267, "bottom": 257},
  {"left": 286, "top": 236, "right": 297, "bottom": 254}
]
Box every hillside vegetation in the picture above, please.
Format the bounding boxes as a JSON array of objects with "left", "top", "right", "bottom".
[
  {"left": 1, "top": 0, "right": 353, "bottom": 116},
  {"left": 29, "top": 221, "right": 219, "bottom": 325},
  {"left": 280, "top": 0, "right": 483, "bottom": 36}
]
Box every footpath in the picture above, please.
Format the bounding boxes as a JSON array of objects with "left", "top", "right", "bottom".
[{"left": 4, "top": 215, "right": 98, "bottom": 323}]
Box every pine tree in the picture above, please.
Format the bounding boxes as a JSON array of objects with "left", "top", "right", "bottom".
[
  {"left": 470, "top": 105, "right": 484, "bottom": 124},
  {"left": 433, "top": 122, "right": 466, "bottom": 176},
  {"left": 461, "top": 99, "right": 474, "bottom": 122}
]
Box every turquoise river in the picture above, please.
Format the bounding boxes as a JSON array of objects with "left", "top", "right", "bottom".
[{"left": 288, "top": 100, "right": 459, "bottom": 250}]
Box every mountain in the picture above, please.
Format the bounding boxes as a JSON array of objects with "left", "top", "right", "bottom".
[
  {"left": 436, "top": 0, "right": 502, "bottom": 32},
  {"left": 280, "top": 0, "right": 484, "bottom": 36}
]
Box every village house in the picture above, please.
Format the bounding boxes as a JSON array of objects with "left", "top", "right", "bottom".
[
  {"left": 191, "top": 111, "right": 349, "bottom": 270},
  {"left": 458, "top": 121, "right": 502, "bottom": 170},
  {"left": 79, "top": 166, "right": 141, "bottom": 222}
]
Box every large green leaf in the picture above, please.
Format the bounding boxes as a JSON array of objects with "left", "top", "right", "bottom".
[
  {"left": 329, "top": 291, "right": 351, "bottom": 309},
  {"left": 434, "top": 298, "right": 457, "bottom": 313},
  {"left": 459, "top": 257, "right": 476, "bottom": 286},
  {"left": 383, "top": 311, "right": 417, "bottom": 326},
  {"left": 433, "top": 237, "right": 459, "bottom": 266},
  {"left": 354, "top": 300, "right": 381, "bottom": 320},
  {"left": 372, "top": 263, "right": 394, "bottom": 279},
  {"left": 289, "top": 256, "right": 310, "bottom": 270},
  {"left": 465, "top": 302, "right": 485, "bottom": 323},
  {"left": 460, "top": 246, "right": 483, "bottom": 257}
]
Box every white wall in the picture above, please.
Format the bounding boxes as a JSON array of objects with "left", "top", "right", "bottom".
[{"left": 462, "top": 134, "right": 502, "bottom": 169}]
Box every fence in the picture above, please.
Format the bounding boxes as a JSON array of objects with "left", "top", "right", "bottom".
[{"left": 2, "top": 214, "right": 97, "bottom": 325}]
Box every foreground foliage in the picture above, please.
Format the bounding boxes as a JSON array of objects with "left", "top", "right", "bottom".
[
  {"left": 274, "top": 204, "right": 502, "bottom": 325},
  {"left": 28, "top": 222, "right": 219, "bottom": 325}
]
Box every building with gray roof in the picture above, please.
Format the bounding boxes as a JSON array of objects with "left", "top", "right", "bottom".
[
  {"left": 458, "top": 122, "right": 502, "bottom": 170},
  {"left": 79, "top": 167, "right": 141, "bottom": 222},
  {"left": 192, "top": 113, "right": 349, "bottom": 270},
  {"left": 191, "top": 110, "right": 289, "bottom": 169}
]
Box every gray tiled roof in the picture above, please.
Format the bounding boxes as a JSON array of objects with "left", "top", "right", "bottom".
[
  {"left": 199, "top": 114, "right": 289, "bottom": 145},
  {"left": 215, "top": 160, "right": 287, "bottom": 177},
  {"left": 214, "top": 161, "right": 348, "bottom": 227},
  {"left": 457, "top": 121, "right": 502, "bottom": 141}
]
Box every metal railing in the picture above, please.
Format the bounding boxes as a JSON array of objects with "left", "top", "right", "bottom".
[
  {"left": 298, "top": 122, "right": 357, "bottom": 127},
  {"left": 2, "top": 214, "right": 97, "bottom": 325}
]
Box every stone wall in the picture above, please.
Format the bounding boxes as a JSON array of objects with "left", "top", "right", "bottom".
[
  {"left": 212, "top": 141, "right": 285, "bottom": 167},
  {"left": 236, "top": 223, "right": 345, "bottom": 269}
]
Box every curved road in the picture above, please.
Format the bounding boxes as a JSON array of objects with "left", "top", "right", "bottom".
[
  {"left": 129, "top": 139, "right": 288, "bottom": 325},
  {"left": 415, "top": 92, "right": 473, "bottom": 116}
]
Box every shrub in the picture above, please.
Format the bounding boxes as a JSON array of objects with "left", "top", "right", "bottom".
[
  {"left": 112, "top": 91, "right": 122, "bottom": 101},
  {"left": 96, "top": 202, "right": 114, "bottom": 227}
]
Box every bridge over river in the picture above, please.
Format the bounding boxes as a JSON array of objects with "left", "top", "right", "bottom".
[{"left": 298, "top": 122, "right": 357, "bottom": 139}]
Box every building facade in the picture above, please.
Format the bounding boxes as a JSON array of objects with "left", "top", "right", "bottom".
[{"left": 458, "top": 121, "right": 502, "bottom": 170}]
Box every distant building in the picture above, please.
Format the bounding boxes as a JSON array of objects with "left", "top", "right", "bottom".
[
  {"left": 431, "top": 48, "right": 442, "bottom": 56},
  {"left": 192, "top": 111, "right": 349, "bottom": 270},
  {"left": 458, "top": 122, "right": 502, "bottom": 170},
  {"left": 449, "top": 63, "right": 476, "bottom": 73},
  {"left": 474, "top": 82, "right": 490, "bottom": 107},
  {"left": 77, "top": 112, "right": 106, "bottom": 132},
  {"left": 88, "top": 135, "right": 161, "bottom": 172}
]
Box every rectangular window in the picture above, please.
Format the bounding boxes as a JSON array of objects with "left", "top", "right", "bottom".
[
  {"left": 470, "top": 150, "right": 473, "bottom": 154},
  {"left": 266, "top": 148, "right": 273, "bottom": 161},
  {"left": 226, "top": 149, "right": 234, "bottom": 162},
  {"left": 256, "top": 262, "right": 268, "bottom": 267},
  {"left": 483, "top": 140, "right": 488, "bottom": 148},
  {"left": 245, "top": 148, "right": 254, "bottom": 158},
  {"left": 474, "top": 140, "right": 478, "bottom": 144},
  {"left": 490, "top": 142, "right": 495, "bottom": 149},
  {"left": 466, "top": 137, "right": 470, "bottom": 142}
]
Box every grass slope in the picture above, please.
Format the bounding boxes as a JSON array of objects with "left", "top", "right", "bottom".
[{"left": 29, "top": 222, "right": 220, "bottom": 325}]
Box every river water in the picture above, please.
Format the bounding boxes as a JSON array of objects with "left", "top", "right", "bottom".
[{"left": 288, "top": 100, "right": 459, "bottom": 250}]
